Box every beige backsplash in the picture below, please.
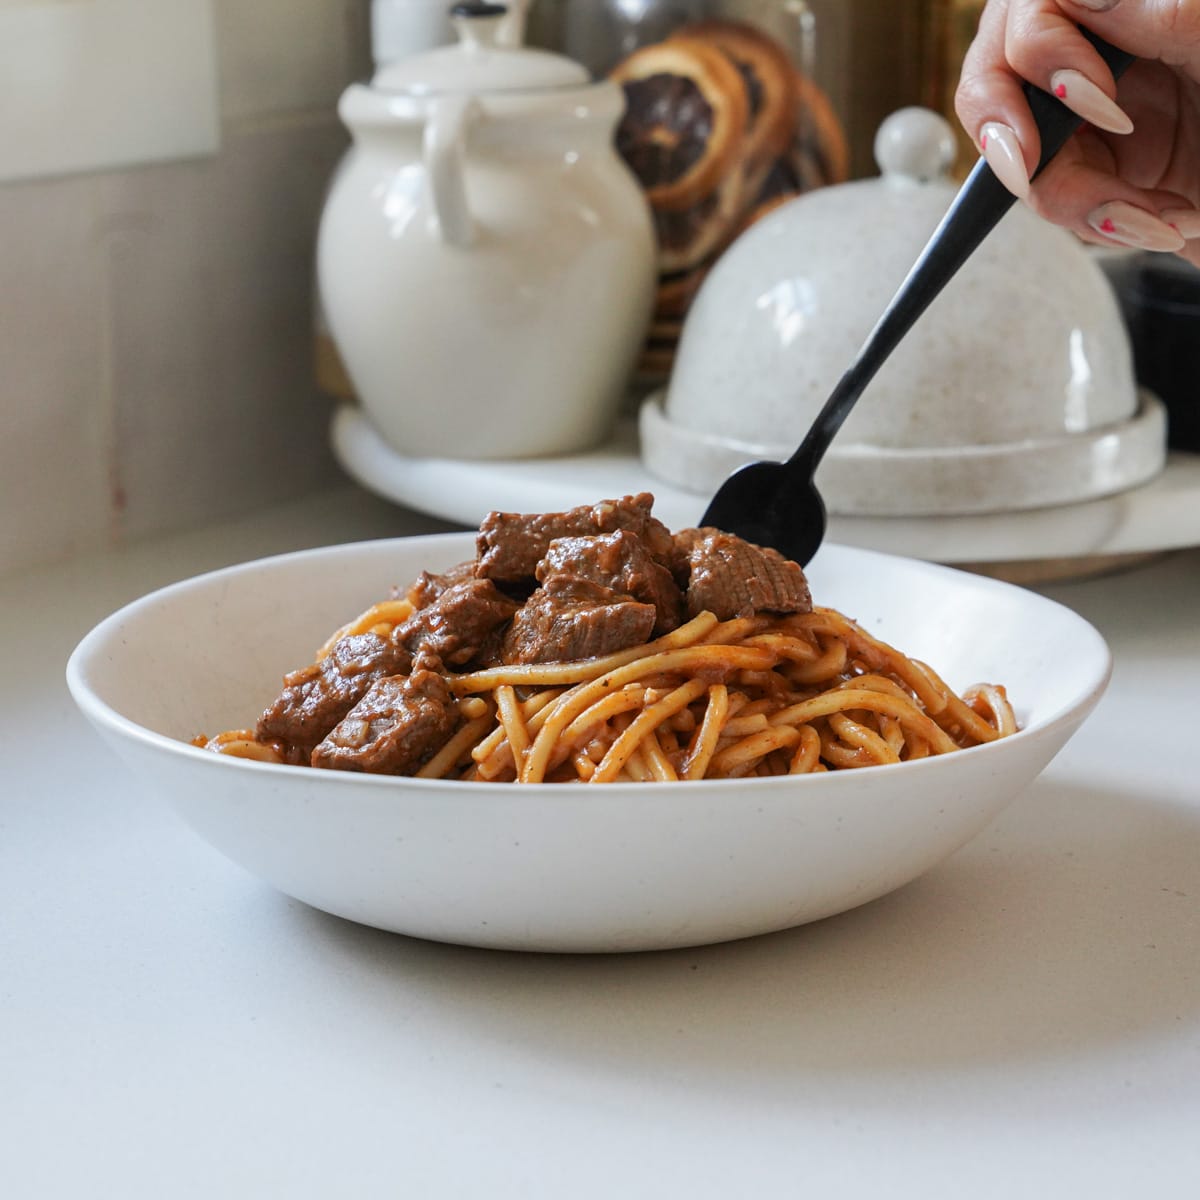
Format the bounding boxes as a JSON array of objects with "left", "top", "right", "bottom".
[{"left": 0, "top": 0, "right": 372, "bottom": 575}]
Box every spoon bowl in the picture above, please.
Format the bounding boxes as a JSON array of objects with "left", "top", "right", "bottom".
[{"left": 699, "top": 458, "right": 827, "bottom": 566}]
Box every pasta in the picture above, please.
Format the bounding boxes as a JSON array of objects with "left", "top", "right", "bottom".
[
  {"left": 194, "top": 497, "right": 1015, "bottom": 781},
  {"left": 195, "top": 597, "right": 1016, "bottom": 784}
]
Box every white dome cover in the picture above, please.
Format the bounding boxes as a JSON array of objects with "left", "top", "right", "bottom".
[{"left": 641, "top": 108, "right": 1166, "bottom": 516}]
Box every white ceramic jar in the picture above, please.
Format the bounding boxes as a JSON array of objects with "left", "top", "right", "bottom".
[
  {"left": 640, "top": 108, "right": 1166, "bottom": 515},
  {"left": 319, "top": 2, "right": 657, "bottom": 460}
]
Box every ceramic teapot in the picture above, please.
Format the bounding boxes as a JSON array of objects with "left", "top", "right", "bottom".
[{"left": 318, "top": 1, "right": 657, "bottom": 460}]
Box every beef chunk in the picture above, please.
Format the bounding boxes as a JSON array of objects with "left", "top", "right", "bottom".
[
  {"left": 536, "top": 531, "right": 683, "bottom": 634},
  {"left": 401, "top": 560, "right": 477, "bottom": 610},
  {"left": 476, "top": 493, "right": 676, "bottom": 582},
  {"left": 256, "top": 633, "right": 413, "bottom": 751},
  {"left": 393, "top": 578, "right": 519, "bottom": 667},
  {"left": 677, "top": 528, "right": 812, "bottom": 620},
  {"left": 312, "top": 658, "right": 457, "bottom": 774},
  {"left": 502, "top": 576, "right": 657, "bottom": 664},
  {"left": 468, "top": 623, "right": 509, "bottom": 670}
]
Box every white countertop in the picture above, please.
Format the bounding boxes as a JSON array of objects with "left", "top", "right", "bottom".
[{"left": 4, "top": 486, "right": 1199, "bottom": 1198}]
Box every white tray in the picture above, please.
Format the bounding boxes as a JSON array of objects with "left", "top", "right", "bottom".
[{"left": 331, "top": 404, "right": 1200, "bottom": 571}]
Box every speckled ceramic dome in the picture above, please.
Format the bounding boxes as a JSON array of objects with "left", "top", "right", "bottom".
[{"left": 640, "top": 108, "right": 1166, "bottom": 515}]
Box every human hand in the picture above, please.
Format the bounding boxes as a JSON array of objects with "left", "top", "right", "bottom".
[{"left": 955, "top": 0, "right": 1200, "bottom": 268}]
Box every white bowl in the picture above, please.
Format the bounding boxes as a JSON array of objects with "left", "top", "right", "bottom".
[{"left": 67, "top": 533, "right": 1110, "bottom": 953}]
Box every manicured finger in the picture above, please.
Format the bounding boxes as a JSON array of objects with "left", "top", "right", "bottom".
[
  {"left": 1139, "top": 192, "right": 1200, "bottom": 268},
  {"left": 1162, "top": 208, "right": 1200, "bottom": 240},
  {"left": 1058, "top": 0, "right": 1200, "bottom": 75},
  {"left": 956, "top": 0, "right": 1041, "bottom": 195},
  {"left": 1003, "top": 0, "right": 1133, "bottom": 134},
  {"left": 1028, "top": 133, "right": 1185, "bottom": 250}
]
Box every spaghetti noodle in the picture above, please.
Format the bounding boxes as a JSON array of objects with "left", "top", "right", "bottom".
[{"left": 195, "top": 589, "right": 1016, "bottom": 783}]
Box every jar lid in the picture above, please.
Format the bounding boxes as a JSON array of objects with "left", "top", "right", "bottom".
[
  {"left": 639, "top": 108, "right": 1164, "bottom": 516},
  {"left": 372, "top": 2, "right": 590, "bottom": 96}
]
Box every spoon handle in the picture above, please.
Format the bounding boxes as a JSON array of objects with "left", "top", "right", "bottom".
[{"left": 785, "top": 29, "right": 1135, "bottom": 477}]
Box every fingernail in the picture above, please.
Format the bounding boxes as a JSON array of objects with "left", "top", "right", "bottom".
[
  {"left": 980, "top": 122, "right": 1029, "bottom": 199},
  {"left": 1071, "top": 0, "right": 1120, "bottom": 10},
  {"left": 1161, "top": 208, "right": 1200, "bottom": 240},
  {"left": 1087, "top": 202, "right": 1186, "bottom": 251},
  {"left": 1049, "top": 69, "right": 1133, "bottom": 135}
]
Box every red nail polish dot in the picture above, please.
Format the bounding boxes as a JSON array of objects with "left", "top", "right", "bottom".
[
  {"left": 981, "top": 133, "right": 988, "bottom": 149},
  {"left": 1100, "top": 218, "right": 1116, "bottom": 234},
  {"left": 1054, "top": 83, "right": 1067, "bottom": 99}
]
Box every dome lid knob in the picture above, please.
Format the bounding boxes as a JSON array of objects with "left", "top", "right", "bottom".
[{"left": 874, "top": 107, "right": 958, "bottom": 183}]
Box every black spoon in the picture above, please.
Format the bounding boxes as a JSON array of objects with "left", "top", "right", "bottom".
[{"left": 700, "top": 31, "right": 1135, "bottom": 565}]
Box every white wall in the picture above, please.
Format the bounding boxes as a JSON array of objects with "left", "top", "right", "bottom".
[{"left": 0, "top": 1, "right": 372, "bottom": 574}]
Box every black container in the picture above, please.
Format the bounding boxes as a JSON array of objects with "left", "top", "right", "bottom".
[{"left": 1103, "top": 252, "right": 1200, "bottom": 452}]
